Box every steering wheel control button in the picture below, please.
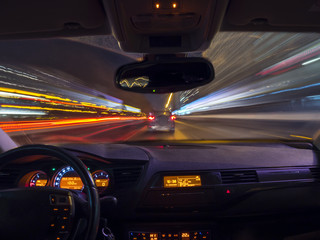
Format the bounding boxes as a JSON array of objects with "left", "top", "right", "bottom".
[
  {"left": 49, "top": 197, "right": 73, "bottom": 240},
  {"left": 50, "top": 194, "right": 72, "bottom": 205},
  {"left": 56, "top": 233, "right": 69, "bottom": 240}
]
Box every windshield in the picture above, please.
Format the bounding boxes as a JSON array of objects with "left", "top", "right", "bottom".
[{"left": 1, "top": 32, "right": 320, "bottom": 145}]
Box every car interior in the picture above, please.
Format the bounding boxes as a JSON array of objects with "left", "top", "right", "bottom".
[{"left": 1, "top": 0, "right": 320, "bottom": 240}]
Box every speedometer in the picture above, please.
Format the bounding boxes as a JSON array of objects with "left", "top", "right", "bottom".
[{"left": 53, "top": 166, "right": 83, "bottom": 190}]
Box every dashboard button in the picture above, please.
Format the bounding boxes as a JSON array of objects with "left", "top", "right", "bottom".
[{"left": 50, "top": 195, "right": 56, "bottom": 204}]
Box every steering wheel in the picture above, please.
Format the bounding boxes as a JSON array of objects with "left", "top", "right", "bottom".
[{"left": 0, "top": 144, "right": 100, "bottom": 240}]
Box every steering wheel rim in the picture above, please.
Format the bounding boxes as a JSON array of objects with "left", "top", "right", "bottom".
[{"left": 0, "top": 144, "right": 100, "bottom": 240}]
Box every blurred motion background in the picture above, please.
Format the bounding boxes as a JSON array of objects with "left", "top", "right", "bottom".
[{"left": 0, "top": 32, "right": 320, "bottom": 145}]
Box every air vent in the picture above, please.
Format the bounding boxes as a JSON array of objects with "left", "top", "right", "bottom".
[
  {"left": 220, "top": 170, "right": 258, "bottom": 184},
  {"left": 310, "top": 168, "right": 320, "bottom": 181},
  {"left": 0, "top": 168, "right": 21, "bottom": 189},
  {"left": 113, "top": 166, "right": 143, "bottom": 189}
]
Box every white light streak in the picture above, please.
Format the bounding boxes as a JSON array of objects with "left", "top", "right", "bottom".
[
  {"left": 302, "top": 57, "right": 320, "bottom": 66},
  {"left": 0, "top": 109, "right": 46, "bottom": 115}
]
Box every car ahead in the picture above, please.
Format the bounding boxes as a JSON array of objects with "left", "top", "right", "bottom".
[
  {"left": 1, "top": 1, "right": 320, "bottom": 240},
  {"left": 148, "top": 111, "right": 176, "bottom": 132}
]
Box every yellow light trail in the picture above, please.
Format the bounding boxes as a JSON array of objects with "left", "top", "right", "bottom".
[
  {"left": 165, "top": 93, "right": 173, "bottom": 109},
  {"left": 0, "top": 87, "right": 72, "bottom": 102},
  {"left": 0, "top": 87, "right": 141, "bottom": 114},
  {"left": 0, "top": 87, "right": 118, "bottom": 111},
  {"left": 290, "top": 135, "right": 312, "bottom": 140}
]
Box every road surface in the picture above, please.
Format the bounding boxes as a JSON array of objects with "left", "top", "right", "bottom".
[{"left": 7, "top": 115, "right": 319, "bottom": 146}]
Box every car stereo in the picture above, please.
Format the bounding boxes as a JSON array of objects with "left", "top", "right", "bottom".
[{"left": 163, "top": 175, "right": 202, "bottom": 188}]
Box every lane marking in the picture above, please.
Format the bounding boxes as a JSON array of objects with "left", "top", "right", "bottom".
[
  {"left": 82, "top": 121, "right": 140, "bottom": 138},
  {"left": 172, "top": 126, "right": 188, "bottom": 140},
  {"left": 121, "top": 125, "right": 148, "bottom": 141},
  {"left": 178, "top": 119, "right": 291, "bottom": 140},
  {"left": 175, "top": 120, "right": 208, "bottom": 131}
]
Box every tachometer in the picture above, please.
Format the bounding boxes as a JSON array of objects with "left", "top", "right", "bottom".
[
  {"left": 53, "top": 166, "right": 83, "bottom": 190},
  {"left": 92, "top": 170, "right": 110, "bottom": 193},
  {"left": 29, "top": 171, "right": 48, "bottom": 187}
]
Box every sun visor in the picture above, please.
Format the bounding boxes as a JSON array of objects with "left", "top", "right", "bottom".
[
  {"left": 222, "top": 0, "right": 320, "bottom": 32},
  {"left": 0, "top": 0, "right": 110, "bottom": 39}
]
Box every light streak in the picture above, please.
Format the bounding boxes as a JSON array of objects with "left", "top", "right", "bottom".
[
  {"left": 1, "top": 117, "right": 146, "bottom": 132},
  {"left": 0, "top": 109, "right": 46, "bottom": 115},
  {"left": 256, "top": 42, "right": 320, "bottom": 76},
  {"left": 0, "top": 84, "right": 141, "bottom": 116},
  {"left": 302, "top": 57, "right": 320, "bottom": 65},
  {"left": 124, "top": 105, "right": 141, "bottom": 113},
  {"left": 290, "top": 135, "right": 312, "bottom": 140},
  {"left": 0, "top": 65, "right": 39, "bottom": 81},
  {"left": 0, "top": 86, "right": 72, "bottom": 102},
  {"left": 165, "top": 93, "right": 173, "bottom": 109},
  {"left": 0, "top": 87, "right": 132, "bottom": 112},
  {"left": 174, "top": 57, "right": 320, "bottom": 115},
  {"left": 1, "top": 105, "right": 97, "bottom": 114}
]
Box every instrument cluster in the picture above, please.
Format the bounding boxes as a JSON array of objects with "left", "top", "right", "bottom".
[{"left": 20, "top": 166, "right": 110, "bottom": 194}]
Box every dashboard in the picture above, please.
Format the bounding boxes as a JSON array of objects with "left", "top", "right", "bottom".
[
  {"left": 20, "top": 167, "right": 110, "bottom": 192},
  {"left": 1, "top": 142, "right": 320, "bottom": 240}
]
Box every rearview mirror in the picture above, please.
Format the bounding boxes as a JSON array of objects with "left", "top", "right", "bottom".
[{"left": 115, "top": 57, "right": 214, "bottom": 93}]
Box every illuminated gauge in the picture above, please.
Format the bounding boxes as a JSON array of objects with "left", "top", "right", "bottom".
[
  {"left": 29, "top": 171, "right": 48, "bottom": 187},
  {"left": 53, "top": 166, "right": 83, "bottom": 190},
  {"left": 92, "top": 170, "right": 110, "bottom": 193}
]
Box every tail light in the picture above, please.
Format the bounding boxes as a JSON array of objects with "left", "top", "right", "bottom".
[
  {"left": 148, "top": 116, "right": 155, "bottom": 120},
  {"left": 170, "top": 115, "right": 176, "bottom": 120}
]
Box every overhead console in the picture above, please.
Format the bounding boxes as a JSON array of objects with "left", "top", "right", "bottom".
[{"left": 103, "top": 0, "right": 229, "bottom": 53}]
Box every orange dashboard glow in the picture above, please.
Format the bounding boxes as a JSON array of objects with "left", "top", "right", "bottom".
[
  {"left": 181, "top": 233, "right": 190, "bottom": 240},
  {"left": 164, "top": 175, "right": 201, "bottom": 188},
  {"left": 60, "top": 177, "right": 83, "bottom": 190},
  {"left": 95, "top": 179, "right": 109, "bottom": 187},
  {"left": 35, "top": 179, "right": 48, "bottom": 187}
]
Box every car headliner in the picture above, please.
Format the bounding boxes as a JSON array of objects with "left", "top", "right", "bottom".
[{"left": 0, "top": 0, "right": 319, "bottom": 40}]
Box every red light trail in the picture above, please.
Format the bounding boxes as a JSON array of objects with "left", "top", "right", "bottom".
[{"left": 0, "top": 117, "right": 146, "bottom": 133}]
